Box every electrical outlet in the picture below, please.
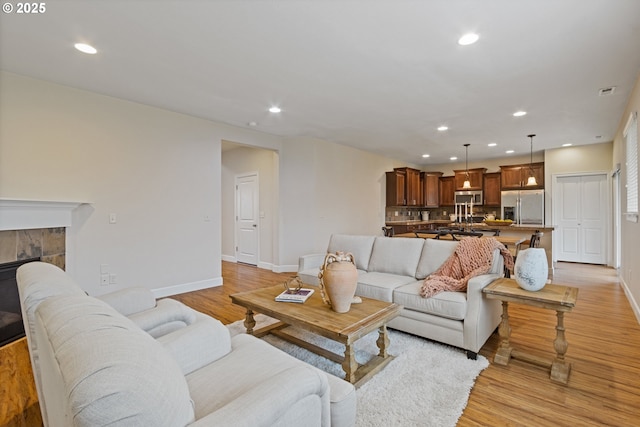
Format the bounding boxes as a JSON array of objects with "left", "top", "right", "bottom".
[{"left": 101, "top": 274, "right": 109, "bottom": 286}]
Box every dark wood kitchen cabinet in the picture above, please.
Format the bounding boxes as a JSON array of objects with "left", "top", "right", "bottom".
[
  {"left": 453, "top": 168, "right": 486, "bottom": 191},
  {"left": 500, "top": 162, "right": 544, "bottom": 189},
  {"left": 421, "top": 171, "right": 442, "bottom": 207},
  {"left": 386, "top": 167, "right": 421, "bottom": 206},
  {"left": 386, "top": 169, "right": 405, "bottom": 206},
  {"left": 439, "top": 176, "right": 455, "bottom": 206},
  {"left": 483, "top": 172, "right": 501, "bottom": 206}
]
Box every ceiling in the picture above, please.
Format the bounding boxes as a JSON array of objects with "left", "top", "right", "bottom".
[{"left": 2, "top": 0, "right": 639, "bottom": 165}]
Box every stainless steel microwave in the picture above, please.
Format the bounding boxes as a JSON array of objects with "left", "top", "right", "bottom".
[{"left": 454, "top": 190, "right": 483, "bottom": 205}]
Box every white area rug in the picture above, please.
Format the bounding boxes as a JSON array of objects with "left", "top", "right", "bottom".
[{"left": 227, "top": 314, "right": 489, "bottom": 427}]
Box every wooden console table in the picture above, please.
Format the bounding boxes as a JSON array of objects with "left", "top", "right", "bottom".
[{"left": 483, "top": 278, "right": 579, "bottom": 384}]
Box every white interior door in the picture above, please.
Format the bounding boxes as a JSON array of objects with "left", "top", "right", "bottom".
[
  {"left": 556, "top": 174, "right": 607, "bottom": 264},
  {"left": 235, "top": 173, "right": 259, "bottom": 265}
]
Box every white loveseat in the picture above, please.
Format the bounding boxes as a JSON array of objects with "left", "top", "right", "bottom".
[
  {"left": 17, "top": 261, "right": 356, "bottom": 427},
  {"left": 298, "top": 234, "right": 505, "bottom": 358}
]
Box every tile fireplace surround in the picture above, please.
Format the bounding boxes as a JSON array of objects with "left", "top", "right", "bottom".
[{"left": 0, "top": 228, "right": 65, "bottom": 269}]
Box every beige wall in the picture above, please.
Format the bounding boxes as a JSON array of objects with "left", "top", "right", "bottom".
[
  {"left": 0, "top": 72, "right": 282, "bottom": 296},
  {"left": 612, "top": 73, "right": 640, "bottom": 322}
]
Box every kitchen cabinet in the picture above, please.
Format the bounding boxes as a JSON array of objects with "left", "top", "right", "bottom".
[
  {"left": 388, "top": 222, "right": 438, "bottom": 235},
  {"left": 500, "top": 162, "right": 544, "bottom": 189},
  {"left": 439, "top": 176, "right": 455, "bottom": 206},
  {"left": 453, "top": 168, "right": 486, "bottom": 190},
  {"left": 386, "top": 170, "right": 405, "bottom": 206},
  {"left": 386, "top": 167, "right": 421, "bottom": 206},
  {"left": 421, "top": 171, "right": 442, "bottom": 207},
  {"left": 483, "top": 172, "right": 501, "bottom": 206}
]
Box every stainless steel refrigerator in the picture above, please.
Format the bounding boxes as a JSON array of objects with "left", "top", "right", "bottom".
[{"left": 501, "top": 189, "right": 544, "bottom": 225}]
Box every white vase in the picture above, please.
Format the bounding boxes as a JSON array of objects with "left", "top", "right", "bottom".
[{"left": 514, "top": 248, "right": 548, "bottom": 291}]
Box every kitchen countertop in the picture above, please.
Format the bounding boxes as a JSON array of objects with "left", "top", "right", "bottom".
[{"left": 386, "top": 220, "right": 555, "bottom": 231}]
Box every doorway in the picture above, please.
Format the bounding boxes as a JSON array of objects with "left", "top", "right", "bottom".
[
  {"left": 554, "top": 173, "right": 609, "bottom": 264},
  {"left": 235, "top": 173, "right": 259, "bottom": 265}
]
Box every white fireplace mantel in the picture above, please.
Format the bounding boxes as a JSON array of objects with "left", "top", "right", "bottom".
[{"left": 0, "top": 198, "right": 89, "bottom": 231}]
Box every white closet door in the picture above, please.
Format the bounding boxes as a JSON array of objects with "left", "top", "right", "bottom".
[{"left": 556, "top": 174, "right": 607, "bottom": 264}]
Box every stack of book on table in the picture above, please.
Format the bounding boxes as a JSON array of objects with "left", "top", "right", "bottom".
[{"left": 275, "top": 288, "right": 314, "bottom": 303}]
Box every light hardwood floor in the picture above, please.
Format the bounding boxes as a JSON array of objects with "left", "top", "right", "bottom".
[{"left": 2, "top": 261, "right": 639, "bottom": 426}]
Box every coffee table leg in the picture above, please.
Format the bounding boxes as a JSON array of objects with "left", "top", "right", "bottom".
[
  {"left": 494, "top": 301, "right": 513, "bottom": 365},
  {"left": 376, "top": 324, "right": 389, "bottom": 358},
  {"left": 342, "top": 343, "right": 357, "bottom": 384},
  {"left": 550, "top": 310, "right": 571, "bottom": 384},
  {"left": 244, "top": 309, "right": 256, "bottom": 335}
]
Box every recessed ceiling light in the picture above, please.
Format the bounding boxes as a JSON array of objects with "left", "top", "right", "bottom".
[
  {"left": 268, "top": 106, "right": 281, "bottom": 113},
  {"left": 506, "top": 150, "right": 515, "bottom": 154},
  {"left": 422, "top": 154, "right": 430, "bottom": 158},
  {"left": 450, "top": 156, "right": 458, "bottom": 161},
  {"left": 248, "top": 121, "right": 258, "bottom": 127},
  {"left": 562, "top": 143, "right": 572, "bottom": 147},
  {"left": 458, "top": 33, "right": 479, "bottom": 46},
  {"left": 74, "top": 43, "right": 97, "bottom": 54},
  {"left": 488, "top": 143, "right": 497, "bottom": 147},
  {"left": 513, "top": 111, "right": 527, "bottom": 117},
  {"left": 437, "top": 125, "right": 449, "bottom": 131}
]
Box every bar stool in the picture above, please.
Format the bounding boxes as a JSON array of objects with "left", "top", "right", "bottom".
[{"left": 382, "top": 226, "right": 394, "bottom": 237}]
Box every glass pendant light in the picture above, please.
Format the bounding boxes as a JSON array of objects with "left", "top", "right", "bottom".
[
  {"left": 526, "top": 134, "right": 538, "bottom": 186},
  {"left": 463, "top": 143, "right": 471, "bottom": 189}
]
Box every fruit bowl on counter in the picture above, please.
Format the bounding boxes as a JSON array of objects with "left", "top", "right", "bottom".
[{"left": 484, "top": 219, "right": 513, "bottom": 226}]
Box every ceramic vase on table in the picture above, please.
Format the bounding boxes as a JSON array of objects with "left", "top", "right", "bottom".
[
  {"left": 514, "top": 248, "right": 548, "bottom": 291},
  {"left": 318, "top": 251, "right": 357, "bottom": 313}
]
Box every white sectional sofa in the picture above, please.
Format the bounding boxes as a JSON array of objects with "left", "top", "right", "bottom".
[
  {"left": 17, "top": 261, "right": 356, "bottom": 427},
  {"left": 298, "top": 234, "right": 505, "bottom": 358}
]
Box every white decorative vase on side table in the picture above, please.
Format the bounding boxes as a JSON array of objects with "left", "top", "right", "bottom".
[{"left": 514, "top": 248, "right": 548, "bottom": 291}]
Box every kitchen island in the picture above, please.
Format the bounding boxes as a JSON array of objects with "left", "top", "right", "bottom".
[{"left": 385, "top": 221, "right": 556, "bottom": 277}]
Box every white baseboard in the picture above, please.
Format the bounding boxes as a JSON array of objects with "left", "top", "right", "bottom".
[
  {"left": 221, "top": 254, "right": 237, "bottom": 263},
  {"left": 273, "top": 264, "right": 298, "bottom": 273},
  {"left": 619, "top": 275, "right": 640, "bottom": 325},
  {"left": 222, "top": 255, "right": 297, "bottom": 274},
  {"left": 151, "top": 277, "right": 223, "bottom": 299}
]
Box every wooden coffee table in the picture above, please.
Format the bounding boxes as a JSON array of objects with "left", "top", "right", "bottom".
[
  {"left": 230, "top": 284, "right": 401, "bottom": 387},
  {"left": 483, "top": 278, "right": 579, "bottom": 384}
]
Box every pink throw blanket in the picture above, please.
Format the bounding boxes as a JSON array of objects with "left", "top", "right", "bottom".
[{"left": 420, "top": 237, "right": 514, "bottom": 298}]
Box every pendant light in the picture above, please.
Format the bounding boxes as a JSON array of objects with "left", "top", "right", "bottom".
[
  {"left": 526, "top": 134, "right": 537, "bottom": 186},
  {"left": 463, "top": 143, "right": 471, "bottom": 189}
]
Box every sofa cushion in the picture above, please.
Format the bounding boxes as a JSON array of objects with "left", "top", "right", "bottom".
[
  {"left": 187, "top": 334, "right": 329, "bottom": 422},
  {"left": 367, "top": 237, "right": 425, "bottom": 277},
  {"left": 327, "top": 234, "right": 376, "bottom": 271},
  {"left": 415, "top": 239, "right": 459, "bottom": 280},
  {"left": 157, "top": 312, "right": 232, "bottom": 375},
  {"left": 393, "top": 281, "right": 467, "bottom": 320},
  {"left": 35, "top": 295, "right": 195, "bottom": 427},
  {"left": 356, "top": 271, "right": 417, "bottom": 302}
]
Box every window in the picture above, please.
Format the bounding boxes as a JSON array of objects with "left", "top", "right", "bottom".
[{"left": 625, "top": 111, "right": 638, "bottom": 221}]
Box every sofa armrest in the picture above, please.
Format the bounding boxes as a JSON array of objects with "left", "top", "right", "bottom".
[
  {"left": 298, "top": 253, "right": 326, "bottom": 272},
  {"left": 157, "top": 312, "right": 231, "bottom": 375},
  {"left": 189, "top": 365, "right": 330, "bottom": 427},
  {"left": 129, "top": 298, "right": 197, "bottom": 337},
  {"left": 463, "top": 273, "right": 503, "bottom": 353},
  {"left": 97, "top": 287, "right": 157, "bottom": 316}
]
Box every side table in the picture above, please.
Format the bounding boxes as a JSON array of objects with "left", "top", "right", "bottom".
[{"left": 483, "top": 278, "right": 579, "bottom": 384}]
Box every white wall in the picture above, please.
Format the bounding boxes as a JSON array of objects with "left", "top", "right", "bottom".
[
  {"left": 277, "top": 136, "right": 408, "bottom": 270},
  {"left": 612, "top": 73, "right": 640, "bottom": 323},
  {"left": 0, "top": 72, "right": 280, "bottom": 296}
]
